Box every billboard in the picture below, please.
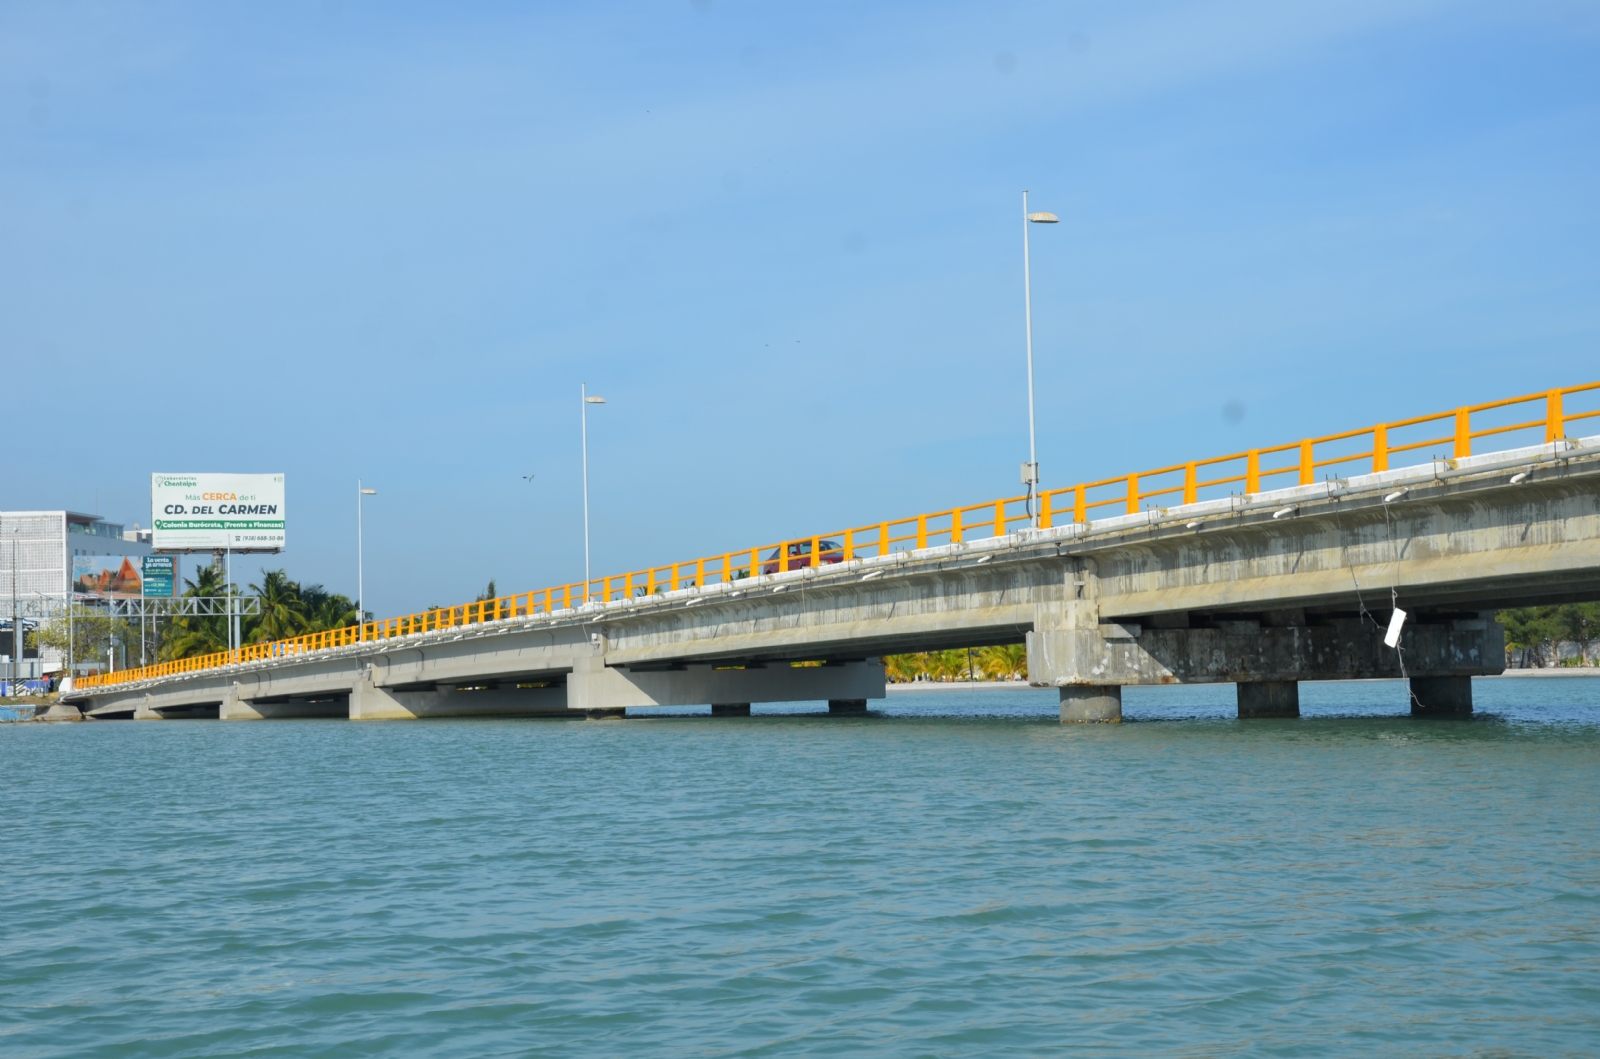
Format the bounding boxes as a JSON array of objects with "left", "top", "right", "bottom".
[
  {"left": 141, "top": 555, "right": 177, "bottom": 598},
  {"left": 71, "top": 555, "right": 179, "bottom": 599},
  {"left": 152, "top": 473, "right": 286, "bottom": 551},
  {"left": 73, "top": 555, "right": 143, "bottom": 598}
]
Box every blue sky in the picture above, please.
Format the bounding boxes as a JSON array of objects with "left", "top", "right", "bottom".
[{"left": 5, "top": 0, "right": 1598, "bottom": 616}]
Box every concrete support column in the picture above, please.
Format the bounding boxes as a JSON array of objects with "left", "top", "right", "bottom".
[
  {"left": 1410, "top": 675, "right": 1473, "bottom": 717},
  {"left": 1060, "top": 685, "right": 1121, "bottom": 723},
  {"left": 1237, "top": 680, "right": 1300, "bottom": 719},
  {"left": 711, "top": 703, "right": 751, "bottom": 716},
  {"left": 828, "top": 699, "right": 868, "bottom": 714},
  {"left": 350, "top": 672, "right": 416, "bottom": 720},
  {"left": 133, "top": 694, "right": 162, "bottom": 720},
  {"left": 220, "top": 683, "right": 254, "bottom": 720}
]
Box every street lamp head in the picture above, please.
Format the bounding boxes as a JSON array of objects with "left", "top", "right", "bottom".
[
  {"left": 585, "top": 396, "right": 607, "bottom": 404},
  {"left": 1027, "top": 212, "right": 1059, "bottom": 223},
  {"left": 360, "top": 489, "right": 377, "bottom": 495}
]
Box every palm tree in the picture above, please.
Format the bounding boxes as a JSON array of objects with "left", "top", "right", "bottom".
[
  {"left": 249, "top": 569, "right": 308, "bottom": 643},
  {"left": 300, "top": 584, "right": 360, "bottom": 632},
  {"left": 884, "top": 654, "right": 926, "bottom": 683},
  {"left": 159, "top": 564, "right": 230, "bottom": 660},
  {"left": 978, "top": 644, "right": 1027, "bottom": 681},
  {"left": 924, "top": 650, "right": 966, "bottom": 682}
]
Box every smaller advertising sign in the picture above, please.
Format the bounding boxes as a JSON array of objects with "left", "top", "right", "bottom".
[
  {"left": 72, "top": 556, "right": 145, "bottom": 599},
  {"left": 141, "top": 555, "right": 177, "bottom": 599}
]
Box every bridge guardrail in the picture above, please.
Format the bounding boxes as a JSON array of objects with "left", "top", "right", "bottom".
[{"left": 77, "top": 381, "right": 1600, "bottom": 691}]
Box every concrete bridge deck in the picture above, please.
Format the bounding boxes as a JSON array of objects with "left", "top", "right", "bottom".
[{"left": 62, "top": 434, "right": 1600, "bottom": 723}]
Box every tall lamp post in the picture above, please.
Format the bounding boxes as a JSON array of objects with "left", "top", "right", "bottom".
[
  {"left": 10, "top": 530, "right": 18, "bottom": 693},
  {"left": 358, "top": 481, "right": 377, "bottom": 640},
  {"left": 581, "top": 384, "right": 606, "bottom": 602},
  {"left": 1021, "top": 190, "right": 1058, "bottom": 525}
]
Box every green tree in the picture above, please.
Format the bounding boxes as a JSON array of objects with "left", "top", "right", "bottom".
[
  {"left": 299, "top": 584, "right": 360, "bottom": 632},
  {"left": 33, "top": 604, "right": 135, "bottom": 672},
  {"left": 1499, "top": 606, "right": 1564, "bottom": 668},
  {"left": 249, "top": 569, "right": 308, "bottom": 643},
  {"left": 1551, "top": 603, "right": 1600, "bottom": 666},
  {"left": 925, "top": 649, "right": 967, "bottom": 681},
  {"left": 884, "top": 653, "right": 926, "bottom": 683},
  {"left": 159, "top": 564, "right": 231, "bottom": 660},
  {"left": 978, "top": 644, "right": 1028, "bottom": 681}
]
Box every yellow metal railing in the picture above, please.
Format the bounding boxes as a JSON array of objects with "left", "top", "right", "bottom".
[{"left": 77, "top": 381, "right": 1600, "bottom": 691}]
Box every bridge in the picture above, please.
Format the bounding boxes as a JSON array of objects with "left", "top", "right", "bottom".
[{"left": 63, "top": 382, "right": 1600, "bottom": 723}]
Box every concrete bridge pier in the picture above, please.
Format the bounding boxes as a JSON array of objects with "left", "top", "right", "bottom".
[
  {"left": 1409, "top": 675, "right": 1473, "bottom": 717},
  {"left": 1030, "top": 596, "right": 1503, "bottom": 723},
  {"left": 828, "top": 699, "right": 868, "bottom": 715},
  {"left": 1060, "top": 686, "right": 1122, "bottom": 723},
  {"left": 1237, "top": 681, "right": 1300, "bottom": 719},
  {"left": 350, "top": 674, "right": 413, "bottom": 720}
]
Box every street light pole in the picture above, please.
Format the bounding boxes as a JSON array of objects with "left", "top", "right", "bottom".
[
  {"left": 581, "top": 384, "right": 607, "bottom": 602},
  {"left": 10, "top": 532, "right": 18, "bottom": 693},
  {"left": 358, "top": 481, "right": 377, "bottom": 640},
  {"left": 225, "top": 545, "right": 234, "bottom": 654},
  {"left": 1021, "top": 191, "right": 1058, "bottom": 526}
]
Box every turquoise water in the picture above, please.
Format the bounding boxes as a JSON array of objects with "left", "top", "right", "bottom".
[{"left": 4, "top": 678, "right": 1599, "bottom": 1057}]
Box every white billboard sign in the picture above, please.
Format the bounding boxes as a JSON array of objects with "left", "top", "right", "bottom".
[{"left": 152, "top": 473, "right": 286, "bottom": 551}]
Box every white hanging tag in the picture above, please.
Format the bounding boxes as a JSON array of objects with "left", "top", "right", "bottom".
[{"left": 1384, "top": 607, "right": 1408, "bottom": 648}]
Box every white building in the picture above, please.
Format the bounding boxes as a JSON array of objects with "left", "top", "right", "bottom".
[{"left": 0, "top": 511, "right": 153, "bottom": 677}]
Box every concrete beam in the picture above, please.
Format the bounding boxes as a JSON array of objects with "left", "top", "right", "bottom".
[
  {"left": 350, "top": 672, "right": 569, "bottom": 719},
  {"left": 1028, "top": 619, "right": 1503, "bottom": 686},
  {"left": 565, "top": 659, "right": 885, "bottom": 711}
]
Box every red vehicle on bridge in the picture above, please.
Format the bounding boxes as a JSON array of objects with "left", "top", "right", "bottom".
[{"left": 761, "top": 539, "right": 845, "bottom": 575}]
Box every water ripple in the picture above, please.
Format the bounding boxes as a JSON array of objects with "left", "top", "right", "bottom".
[{"left": 2, "top": 679, "right": 1598, "bottom": 1056}]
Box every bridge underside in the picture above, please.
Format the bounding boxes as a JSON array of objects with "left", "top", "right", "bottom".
[{"left": 67, "top": 440, "right": 1600, "bottom": 724}]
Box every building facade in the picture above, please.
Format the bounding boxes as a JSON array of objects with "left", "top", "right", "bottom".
[{"left": 0, "top": 511, "right": 153, "bottom": 676}]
